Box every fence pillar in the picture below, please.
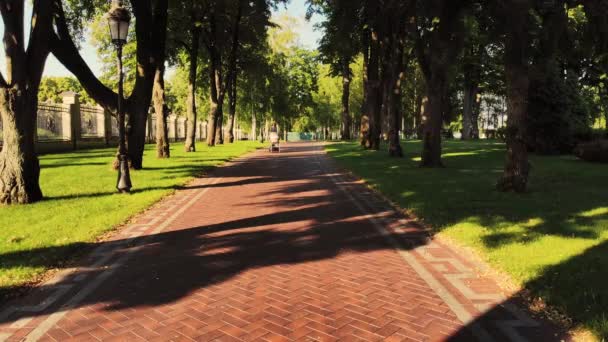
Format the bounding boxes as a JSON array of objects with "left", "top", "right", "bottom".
[
  {"left": 61, "top": 91, "right": 80, "bottom": 150},
  {"left": 168, "top": 115, "right": 177, "bottom": 142},
  {"left": 95, "top": 105, "right": 108, "bottom": 144}
]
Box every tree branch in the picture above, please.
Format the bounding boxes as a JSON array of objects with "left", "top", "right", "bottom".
[
  {"left": 26, "top": 0, "right": 54, "bottom": 86},
  {"left": 0, "top": 0, "right": 26, "bottom": 85},
  {"left": 50, "top": 1, "right": 117, "bottom": 111}
]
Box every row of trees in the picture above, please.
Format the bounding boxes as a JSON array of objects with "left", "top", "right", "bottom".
[
  {"left": 2, "top": 0, "right": 607, "bottom": 204},
  {"left": 310, "top": 0, "right": 608, "bottom": 193},
  {"left": 0, "top": 0, "right": 290, "bottom": 204}
]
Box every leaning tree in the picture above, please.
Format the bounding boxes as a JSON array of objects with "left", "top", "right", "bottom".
[{"left": 52, "top": 0, "right": 169, "bottom": 169}]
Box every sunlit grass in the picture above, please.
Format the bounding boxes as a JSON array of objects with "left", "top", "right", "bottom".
[
  {"left": 0, "top": 141, "right": 262, "bottom": 297},
  {"left": 326, "top": 140, "right": 608, "bottom": 338}
]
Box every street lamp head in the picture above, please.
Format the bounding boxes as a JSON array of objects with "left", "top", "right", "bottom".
[{"left": 108, "top": 0, "right": 131, "bottom": 46}]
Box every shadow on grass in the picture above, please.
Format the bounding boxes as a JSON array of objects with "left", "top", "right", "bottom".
[
  {"left": 0, "top": 142, "right": 601, "bottom": 339},
  {"left": 327, "top": 140, "right": 608, "bottom": 338}
]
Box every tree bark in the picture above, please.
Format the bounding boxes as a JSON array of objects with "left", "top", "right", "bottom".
[
  {"left": 0, "top": 0, "right": 53, "bottom": 204},
  {"left": 153, "top": 67, "right": 170, "bottom": 158},
  {"left": 0, "top": 89, "right": 43, "bottom": 204},
  {"left": 185, "top": 19, "right": 201, "bottom": 152},
  {"left": 340, "top": 61, "right": 352, "bottom": 140},
  {"left": 497, "top": 0, "right": 531, "bottom": 193}
]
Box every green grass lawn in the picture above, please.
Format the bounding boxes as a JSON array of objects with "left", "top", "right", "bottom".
[
  {"left": 326, "top": 140, "right": 608, "bottom": 338},
  {"left": 0, "top": 141, "right": 261, "bottom": 298}
]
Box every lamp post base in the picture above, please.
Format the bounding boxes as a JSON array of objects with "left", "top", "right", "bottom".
[{"left": 116, "top": 154, "right": 132, "bottom": 193}]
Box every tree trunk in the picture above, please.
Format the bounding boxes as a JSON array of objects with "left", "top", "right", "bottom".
[
  {"left": 340, "top": 61, "right": 352, "bottom": 140},
  {"left": 366, "top": 30, "right": 382, "bottom": 150},
  {"left": 497, "top": 0, "right": 531, "bottom": 193},
  {"left": 415, "top": 2, "right": 466, "bottom": 167},
  {"left": 420, "top": 83, "right": 444, "bottom": 167},
  {"left": 251, "top": 110, "right": 257, "bottom": 141},
  {"left": 462, "top": 82, "right": 479, "bottom": 140},
  {"left": 360, "top": 29, "right": 371, "bottom": 148},
  {"left": 207, "top": 99, "right": 220, "bottom": 146},
  {"left": 206, "top": 54, "right": 222, "bottom": 146},
  {"left": 471, "top": 96, "right": 481, "bottom": 139},
  {"left": 0, "top": 0, "right": 53, "bottom": 204},
  {"left": 153, "top": 67, "right": 170, "bottom": 158},
  {"left": 216, "top": 113, "right": 224, "bottom": 144},
  {"left": 227, "top": 76, "right": 237, "bottom": 143},
  {"left": 387, "top": 44, "right": 405, "bottom": 158},
  {"left": 0, "top": 89, "right": 43, "bottom": 204},
  {"left": 126, "top": 102, "right": 148, "bottom": 169},
  {"left": 185, "top": 22, "right": 201, "bottom": 152},
  {"left": 127, "top": 0, "right": 169, "bottom": 169},
  {"left": 415, "top": 94, "right": 424, "bottom": 139}
]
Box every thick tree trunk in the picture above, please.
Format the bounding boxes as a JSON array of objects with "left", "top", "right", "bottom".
[
  {"left": 185, "top": 23, "right": 201, "bottom": 152},
  {"left": 497, "top": 0, "right": 531, "bottom": 193},
  {"left": 206, "top": 55, "right": 222, "bottom": 146},
  {"left": 207, "top": 99, "right": 220, "bottom": 146},
  {"left": 153, "top": 68, "right": 170, "bottom": 158},
  {"left": 415, "top": 94, "right": 424, "bottom": 139},
  {"left": 462, "top": 82, "right": 479, "bottom": 140},
  {"left": 216, "top": 113, "right": 224, "bottom": 144},
  {"left": 420, "top": 84, "right": 444, "bottom": 167},
  {"left": 387, "top": 46, "right": 405, "bottom": 158},
  {"left": 415, "top": 2, "right": 466, "bottom": 167},
  {"left": 0, "top": 89, "right": 43, "bottom": 204},
  {"left": 126, "top": 105, "right": 148, "bottom": 169},
  {"left": 128, "top": 0, "right": 169, "bottom": 169},
  {"left": 341, "top": 62, "right": 352, "bottom": 140}
]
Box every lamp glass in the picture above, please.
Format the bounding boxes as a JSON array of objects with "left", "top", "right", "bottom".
[
  {"left": 119, "top": 20, "right": 130, "bottom": 41},
  {"left": 108, "top": 18, "right": 120, "bottom": 41}
]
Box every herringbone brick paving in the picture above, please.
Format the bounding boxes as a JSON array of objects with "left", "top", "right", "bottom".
[{"left": 0, "top": 143, "right": 564, "bottom": 341}]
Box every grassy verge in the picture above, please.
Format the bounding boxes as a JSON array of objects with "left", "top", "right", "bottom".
[
  {"left": 326, "top": 140, "right": 608, "bottom": 338},
  {"left": 0, "top": 141, "right": 262, "bottom": 297}
]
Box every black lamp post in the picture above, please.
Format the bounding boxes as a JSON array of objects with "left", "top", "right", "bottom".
[{"left": 108, "top": 0, "right": 132, "bottom": 193}]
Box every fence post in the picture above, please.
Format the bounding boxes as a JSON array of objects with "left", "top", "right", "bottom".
[{"left": 61, "top": 91, "right": 80, "bottom": 150}]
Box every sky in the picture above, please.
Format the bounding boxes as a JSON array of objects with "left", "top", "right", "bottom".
[{"left": 0, "top": 0, "right": 323, "bottom": 78}]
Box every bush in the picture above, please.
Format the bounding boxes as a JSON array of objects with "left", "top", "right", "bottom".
[
  {"left": 575, "top": 140, "right": 608, "bottom": 163},
  {"left": 527, "top": 70, "right": 592, "bottom": 154}
]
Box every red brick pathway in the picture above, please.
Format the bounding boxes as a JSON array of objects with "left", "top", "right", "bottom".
[{"left": 0, "top": 142, "right": 564, "bottom": 341}]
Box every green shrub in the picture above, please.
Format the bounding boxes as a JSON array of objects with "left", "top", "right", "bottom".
[{"left": 528, "top": 71, "right": 592, "bottom": 154}]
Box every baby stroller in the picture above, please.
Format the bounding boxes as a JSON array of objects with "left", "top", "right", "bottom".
[{"left": 269, "top": 132, "right": 280, "bottom": 153}]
